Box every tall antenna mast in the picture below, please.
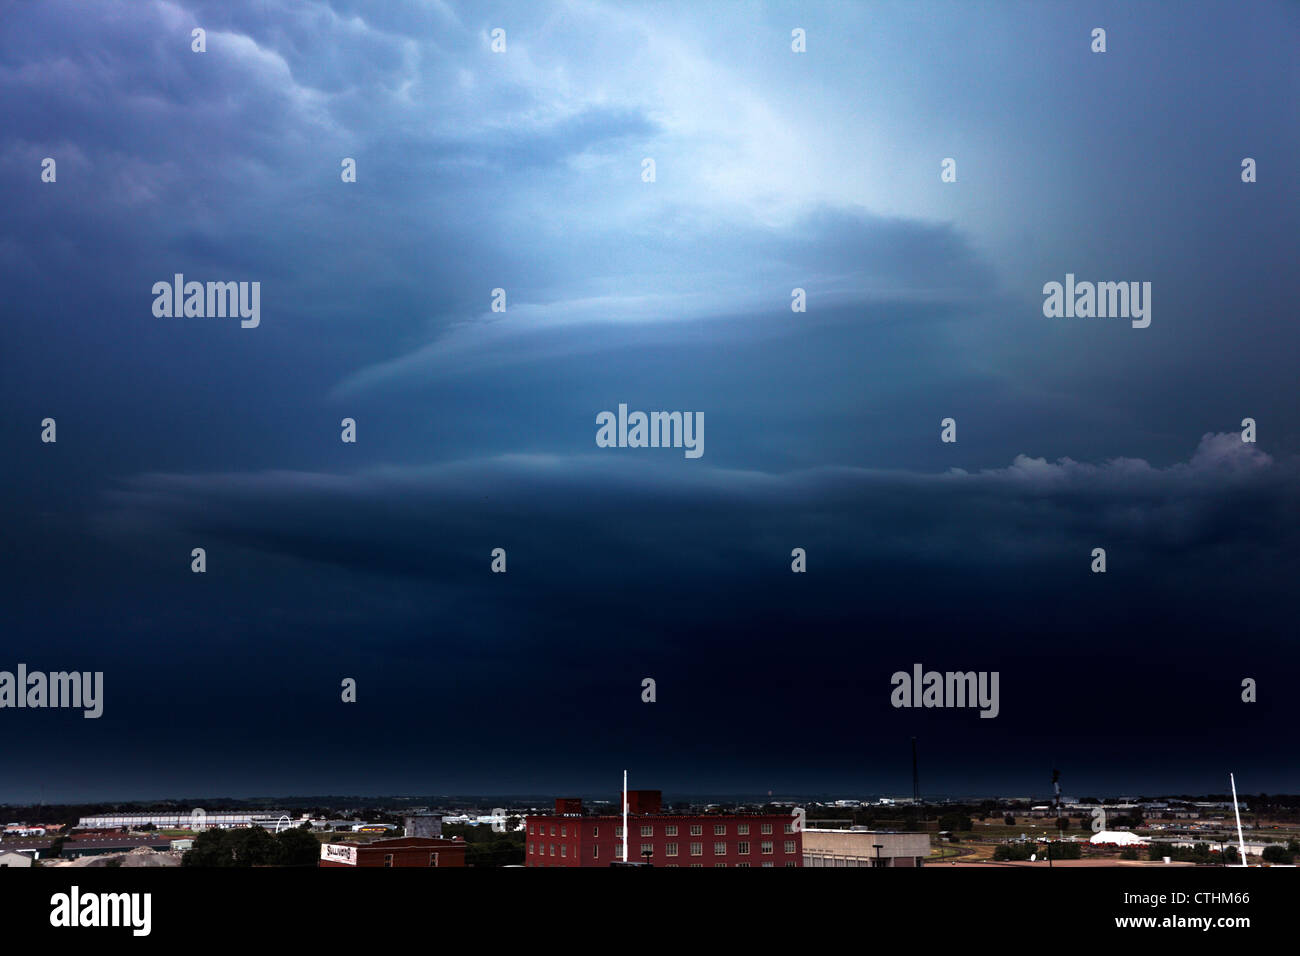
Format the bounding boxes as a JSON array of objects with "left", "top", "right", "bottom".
[
  {"left": 1230, "top": 773, "right": 1248, "bottom": 867},
  {"left": 622, "top": 770, "right": 629, "bottom": 865},
  {"left": 911, "top": 737, "right": 920, "bottom": 808},
  {"left": 1052, "top": 768, "right": 1062, "bottom": 830}
]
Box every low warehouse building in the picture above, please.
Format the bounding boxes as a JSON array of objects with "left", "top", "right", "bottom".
[
  {"left": 62, "top": 836, "right": 173, "bottom": 858},
  {"left": 0, "top": 839, "right": 53, "bottom": 859},
  {"left": 803, "top": 828, "right": 930, "bottom": 867}
]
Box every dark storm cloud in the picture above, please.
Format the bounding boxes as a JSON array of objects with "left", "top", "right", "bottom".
[
  {"left": 98, "top": 432, "right": 1295, "bottom": 604},
  {"left": 1, "top": 0, "right": 1297, "bottom": 799},
  {"left": 65, "top": 430, "right": 1295, "bottom": 797}
]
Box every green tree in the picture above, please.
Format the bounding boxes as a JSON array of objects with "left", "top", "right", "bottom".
[
  {"left": 994, "top": 842, "right": 1035, "bottom": 861},
  {"left": 275, "top": 828, "right": 322, "bottom": 866},
  {"left": 465, "top": 837, "right": 524, "bottom": 867},
  {"left": 1047, "top": 841, "right": 1081, "bottom": 860},
  {"left": 938, "top": 813, "right": 972, "bottom": 833},
  {"left": 183, "top": 829, "right": 234, "bottom": 867},
  {"left": 229, "top": 826, "right": 277, "bottom": 866},
  {"left": 1262, "top": 844, "right": 1293, "bottom": 865}
]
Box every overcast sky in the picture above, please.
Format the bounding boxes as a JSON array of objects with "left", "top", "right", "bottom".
[{"left": 1, "top": 0, "right": 1297, "bottom": 802}]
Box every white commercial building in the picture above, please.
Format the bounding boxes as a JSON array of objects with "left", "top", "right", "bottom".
[
  {"left": 77, "top": 812, "right": 311, "bottom": 830},
  {"left": 1089, "top": 830, "right": 1148, "bottom": 846}
]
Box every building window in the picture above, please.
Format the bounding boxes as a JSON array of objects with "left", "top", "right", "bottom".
[
  {"left": 784, "top": 823, "right": 795, "bottom": 834},
  {"left": 615, "top": 826, "right": 623, "bottom": 838},
  {"left": 737, "top": 841, "right": 750, "bottom": 855},
  {"left": 429, "top": 853, "right": 439, "bottom": 866},
  {"left": 714, "top": 862, "right": 727, "bottom": 867},
  {"left": 665, "top": 843, "right": 678, "bottom": 857},
  {"left": 761, "top": 824, "right": 773, "bottom": 834},
  {"left": 761, "top": 842, "right": 774, "bottom": 855},
  {"left": 713, "top": 842, "right": 726, "bottom": 855},
  {"left": 561, "top": 825, "right": 567, "bottom": 837},
  {"left": 714, "top": 824, "right": 726, "bottom": 835},
  {"left": 549, "top": 844, "right": 555, "bottom": 856},
  {"left": 640, "top": 825, "right": 653, "bottom": 837},
  {"left": 592, "top": 826, "right": 599, "bottom": 837},
  {"left": 551, "top": 825, "right": 557, "bottom": 836},
  {"left": 383, "top": 854, "right": 394, "bottom": 867},
  {"left": 737, "top": 824, "right": 749, "bottom": 835},
  {"left": 615, "top": 845, "right": 624, "bottom": 859},
  {"left": 690, "top": 825, "right": 702, "bottom": 836},
  {"left": 737, "top": 862, "right": 750, "bottom": 868},
  {"left": 762, "top": 862, "right": 774, "bottom": 868},
  {"left": 528, "top": 843, "right": 533, "bottom": 854},
  {"left": 641, "top": 843, "right": 653, "bottom": 857},
  {"left": 690, "top": 842, "right": 703, "bottom": 856},
  {"left": 528, "top": 824, "right": 534, "bottom": 835},
  {"left": 561, "top": 845, "right": 567, "bottom": 857},
  {"left": 593, "top": 846, "right": 599, "bottom": 858},
  {"left": 665, "top": 825, "right": 678, "bottom": 837},
  {"left": 784, "top": 841, "right": 795, "bottom": 854},
  {"left": 785, "top": 862, "right": 796, "bottom": 868},
  {"left": 689, "top": 864, "right": 703, "bottom": 868}
]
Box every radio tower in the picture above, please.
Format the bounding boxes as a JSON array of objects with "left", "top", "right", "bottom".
[
  {"left": 1052, "top": 768, "right": 1062, "bottom": 827},
  {"left": 911, "top": 737, "right": 921, "bottom": 808}
]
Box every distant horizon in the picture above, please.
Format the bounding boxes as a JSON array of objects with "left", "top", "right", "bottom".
[{"left": 1, "top": 785, "right": 1290, "bottom": 809}]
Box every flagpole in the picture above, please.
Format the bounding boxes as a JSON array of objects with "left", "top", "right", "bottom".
[{"left": 1230, "top": 773, "right": 1248, "bottom": 867}]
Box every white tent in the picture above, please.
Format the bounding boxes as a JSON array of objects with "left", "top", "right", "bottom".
[{"left": 1090, "top": 830, "right": 1147, "bottom": 846}]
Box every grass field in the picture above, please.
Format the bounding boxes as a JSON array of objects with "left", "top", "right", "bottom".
[{"left": 923, "top": 816, "right": 1300, "bottom": 866}]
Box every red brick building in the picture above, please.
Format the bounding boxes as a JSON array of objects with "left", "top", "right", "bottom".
[
  {"left": 318, "top": 836, "right": 466, "bottom": 867},
  {"left": 526, "top": 792, "right": 802, "bottom": 867}
]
